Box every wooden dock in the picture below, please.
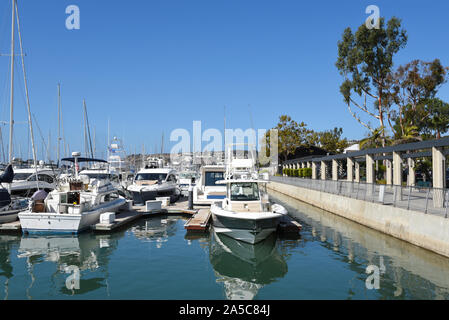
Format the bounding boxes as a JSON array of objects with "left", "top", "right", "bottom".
[
  {"left": 184, "top": 209, "right": 211, "bottom": 232},
  {"left": 0, "top": 220, "right": 21, "bottom": 233},
  {"left": 92, "top": 211, "right": 144, "bottom": 232},
  {"left": 92, "top": 200, "right": 200, "bottom": 233}
]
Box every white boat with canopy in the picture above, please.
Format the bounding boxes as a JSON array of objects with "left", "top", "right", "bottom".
[{"left": 18, "top": 152, "right": 127, "bottom": 234}]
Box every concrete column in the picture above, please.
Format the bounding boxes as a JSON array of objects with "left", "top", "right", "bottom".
[
  {"left": 393, "top": 151, "right": 403, "bottom": 201},
  {"left": 432, "top": 147, "right": 446, "bottom": 208},
  {"left": 332, "top": 159, "right": 338, "bottom": 181},
  {"left": 386, "top": 159, "right": 392, "bottom": 185},
  {"left": 407, "top": 158, "right": 416, "bottom": 187},
  {"left": 347, "top": 158, "right": 354, "bottom": 182},
  {"left": 301, "top": 162, "right": 305, "bottom": 169},
  {"left": 307, "top": 162, "right": 311, "bottom": 169},
  {"left": 321, "top": 161, "right": 328, "bottom": 180},
  {"left": 355, "top": 162, "right": 360, "bottom": 183},
  {"left": 312, "top": 162, "right": 317, "bottom": 180},
  {"left": 366, "top": 154, "right": 375, "bottom": 184}
]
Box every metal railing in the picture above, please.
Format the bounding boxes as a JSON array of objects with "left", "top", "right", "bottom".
[{"left": 270, "top": 176, "right": 449, "bottom": 217}]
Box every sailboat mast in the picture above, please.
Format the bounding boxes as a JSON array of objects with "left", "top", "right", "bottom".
[
  {"left": 57, "top": 83, "right": 61, "bottom": 165},
  {"left": 8, "top": 0, "right": 15, "bottom": 164},
  {"left": 15, "top": 0, "right": 39, "bottom": 189}
]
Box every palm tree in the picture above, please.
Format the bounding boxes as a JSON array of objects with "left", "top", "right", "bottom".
[{"left": 359, "top": 127, "right": 391, "bottom": 149}]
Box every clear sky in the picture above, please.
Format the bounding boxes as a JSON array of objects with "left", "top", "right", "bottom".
[{"left": 0, "top": 0, "right": 448, "bottom": 161}]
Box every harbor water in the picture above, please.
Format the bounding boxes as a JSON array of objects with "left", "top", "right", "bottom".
[{"left": 1, "top": 190, "right": 449, "bottom": 299}]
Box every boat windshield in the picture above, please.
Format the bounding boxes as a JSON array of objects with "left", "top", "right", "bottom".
[
  {"left": 83, "top": 173, "right": 111, "bottom": 180},
  {"left": 135, "top": 173, "right": 167, "bottom": 182},
  {"left": 230, "top": 182, "right": 260, "bottom": 201},
  {"left": 204, "top": 172, "right": 224, "bottom": 186}
]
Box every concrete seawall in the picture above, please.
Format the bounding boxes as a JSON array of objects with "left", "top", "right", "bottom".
[{"left": 268, "top": 180, "right": 449, "bottom": 258}]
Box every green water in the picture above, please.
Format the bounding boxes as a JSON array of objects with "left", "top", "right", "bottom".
[{"left": 1, "top": 190, "right": 449, "bottom": 299}]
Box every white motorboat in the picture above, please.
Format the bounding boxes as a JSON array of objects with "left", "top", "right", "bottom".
[
  {"left": 9, "top": 164, "right": 58, "bottom": 196},
  {"left": 18, "top": 152, "right": 127, "bottom": 235},
  {"left": 210, "top": 145, "right": 288, "bottom": 244},
  {"left": 193, "top": 165, "right": 226, "bottom": 205},
  {"left": 127, "top": 168, "right": 180, "bottom": 205}
]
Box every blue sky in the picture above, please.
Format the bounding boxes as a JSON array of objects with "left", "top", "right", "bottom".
[{"left": 0, "top": 0, "right": 448, "bottom": 161}]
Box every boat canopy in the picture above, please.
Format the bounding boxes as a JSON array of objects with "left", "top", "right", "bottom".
[
  {"left": 215, "top": 179, "right": 269, "bottom": 184},
  {"left": 61, "top": 157, "right": 108, "bottom": 163}
]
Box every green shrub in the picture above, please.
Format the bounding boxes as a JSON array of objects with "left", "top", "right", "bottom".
[{"left": 303, "top": 168, "right": 312, "bottom": 178}]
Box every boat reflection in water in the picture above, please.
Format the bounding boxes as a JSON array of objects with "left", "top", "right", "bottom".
[
  {"left": 0, "top": 235, "right": 20, "bottom": 300},
  {"left": 16, "top": 232, "right": 122, "bottom": 297},
  {"left": 209, "top": 229, "right": 288, "bottom": 300},
  {"left": 130, "top": 215, "right": 181, "bottom": 248}
]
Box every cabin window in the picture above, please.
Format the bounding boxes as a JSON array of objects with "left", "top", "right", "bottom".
[
  {"left": 230, "top": 182, "right": 260, "bottom": 201},
  {"left": 204, "top": 172, "right": 224, "bottom": 186},
  {"left": 135, "top": 173, "right": 167, "bottom": 182}
]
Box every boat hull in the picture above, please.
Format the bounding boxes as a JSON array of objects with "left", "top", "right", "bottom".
[
  {"left": 0, "top": 209, "right": 20, "bottom": 224},
  {"left": 19, "top": 198, "right": 126, "bottom": 234},
  {"left": 211, "top": 209, "right": 281, "bottom": 244}
]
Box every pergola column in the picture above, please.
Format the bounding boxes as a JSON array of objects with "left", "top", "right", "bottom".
[
  {"left": 355, "top": 162, "right": 360, "bottom": 183},
  {"left": 307, "top": 162, "right": 311, "bottom": 168},
  {"left": 312, "top": 162, "right": 317, "bottom": 180},
  {"left": 332, "top": 160, "right": 338, "bottom": 181},
  {"left": 393, "top": 151, "right": 403, "bottom": 201},
  {"left": 347, "top": 158, "right": 354, "bottom": 181},
  {"left": 321, "top": 161, "right": 328, "bottom": 180},
  {"left": 432, "top": 147, "right": 446, "bottom": 208},
  {"left": 386, "top": 159, "right": 392, "bottom": 185},
  {"left": 407, "top": 158, "right": 416, "bottom": 187},
  {"left": 366, "top": 154, "right": 375, "bottom": 184}
]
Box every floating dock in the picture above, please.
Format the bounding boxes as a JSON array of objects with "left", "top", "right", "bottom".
[
  {"left": 184, "top": 209, "right": 211, "bottom": 232},
  {"left": 0, "top": 220, "right": 21, "bottom": 233}
]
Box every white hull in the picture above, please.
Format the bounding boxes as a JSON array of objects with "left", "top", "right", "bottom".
[
  {"left": 19, "top": 198, "right": 126, "bottom": 234},
  {"left": 0, "top": 210, "right": 19, "bottom": 224},
  {"left": 213, "top": 226, "right": 276, "bottom": 244}
]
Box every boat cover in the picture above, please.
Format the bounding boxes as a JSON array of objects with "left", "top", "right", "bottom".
[
  {"left": 0, "top": 164, "right": 14, "bottom": 184},
  {"left": 31, "top": 189, "right": 48, "bottom": 201},
  {"left": 0, "top": 188, "right": 11, "bottom": 207}
]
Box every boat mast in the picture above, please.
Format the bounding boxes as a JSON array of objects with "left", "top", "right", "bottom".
[
  {"left": 8, "top": 0, "right": 15, "bottom": 164},
  {"left": 15, "top": 0, "right": 39, "bottom": 189},
  {"left": 57, "top": 83, "right": 61, "bottom": 165}
]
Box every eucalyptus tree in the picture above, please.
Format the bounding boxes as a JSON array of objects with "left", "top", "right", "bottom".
[{"left": 336, "top": 17, "right": 407, "bottom": 147}]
